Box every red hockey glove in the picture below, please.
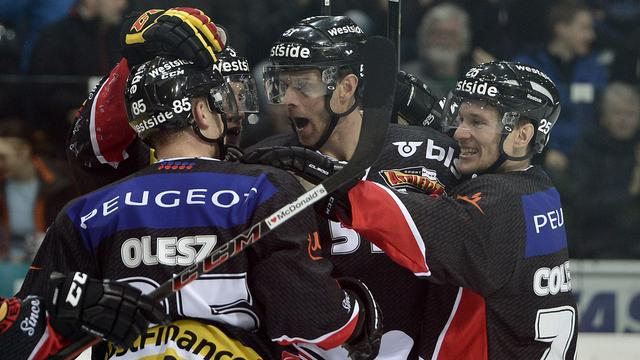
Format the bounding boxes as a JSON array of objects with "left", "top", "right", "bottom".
[
  {"left": 122, "top": 7, "right": 227, "bottom": 67},
  {"left": 48, "top": 272, "right": 168, "bottom": 348},
  {"left": 338, "top": 277, "right": 383, "bottom": 360}
]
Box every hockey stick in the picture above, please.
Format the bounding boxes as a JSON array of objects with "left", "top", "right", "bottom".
[
  {"left": 387, "top": 0, "right": 401, "bottom": 69},
  {"left": 321, "top": 0, "right": 331, "bottom": 16},
  {"left": 52, "top": 36, "right": 397, "bottom": 360}
]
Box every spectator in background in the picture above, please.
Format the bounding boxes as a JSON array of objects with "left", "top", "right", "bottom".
[
  {"left": 0, "top": 119, "right": 74, "bottom": 261},
  {"left": 28, "top": 0, "right": 128, "bottom": 157},
  {"left": 402, "top": 3, "right": 491, "bottom": 98},
  {"left": 567, "top": 83, "right": 640, "bottom": 259},
  {"left": 514, "top": 0, "right": 607, "bottom": 177},
  {"left": 0, "top": 0, "right": 76, "bottom": 72}
]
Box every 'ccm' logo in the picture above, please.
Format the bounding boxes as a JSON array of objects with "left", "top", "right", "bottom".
[
  {"left": 65, "top": 272, "right": 88, "bottom": 307},
  {"left": 393, "top": 141, "right": 423, "bottom": 157}
]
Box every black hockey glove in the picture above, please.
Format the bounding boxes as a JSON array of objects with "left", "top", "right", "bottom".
[
  {"left": 48, "top": 272, "right": 168, "bottom": 348},
  {"left": 339, "top": 277, "right": 383, "bottom": 360},
  {"left": 122, "top": 7, "right": 226, "bottom": 68},
  {"left": 242, "top": 146, "right": 357, "bottom": 221},
  {"left": 393, "top": 71, "right": 443, "bottom": 131},
  {"left": 242, "top": 146, "right": 345, "bottom": 185}
]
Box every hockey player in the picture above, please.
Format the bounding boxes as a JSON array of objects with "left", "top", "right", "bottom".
[
  {"left": 0, "top": 272, "right": 166, "bottom": 359},
  {"left": 329, "top": 61, "right": 578, "bottom": 359},
  {"left": 63, "top": 10, "right": 442, "bottom": 359},
  {"left": 20, "top": 56, "right": 381, "bottom": 359},
  {"left": 242, "top": 16, "right": 461, "bottom": 358},
  {"left": 67, "top": 7, "right": 258, "bottom": 195}
]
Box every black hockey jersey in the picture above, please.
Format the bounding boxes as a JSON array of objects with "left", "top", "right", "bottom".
[
  {"left": 17, "top": 158, "right": 362, "bottom": 359},
  {"left": 344, "top": 166, "right": 578, "bottom": 359},
  {"left": 248, "top": 124, "right": 462, "bottom": 359}
]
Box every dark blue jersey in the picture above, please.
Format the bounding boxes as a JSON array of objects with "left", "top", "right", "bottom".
[{"left": 18, "top": 158, "right": 361, "bottom": 359}]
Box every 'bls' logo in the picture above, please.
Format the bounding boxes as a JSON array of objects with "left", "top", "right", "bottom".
[{"left": 393, "top": 141, "right": 423, "bottom": 157}]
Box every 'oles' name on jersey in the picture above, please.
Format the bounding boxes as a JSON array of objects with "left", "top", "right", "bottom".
[
  {"left": 456, "top": 79, "right": 498, "bottom": 97},
  {"left": 121, "top": 235, "right": 217, "bottom": 268},
  {"left": 270, "top": 43, "right": 311, "bottom": 59}
]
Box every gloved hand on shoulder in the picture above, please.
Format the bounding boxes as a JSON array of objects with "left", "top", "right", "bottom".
[
  {"left": 121, "top": 7, "right": 227, "bottom": 68},
  {"left": 242, "top": 145, "right": 357, "bottom": 222}
]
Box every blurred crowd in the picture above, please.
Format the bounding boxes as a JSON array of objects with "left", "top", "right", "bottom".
[{"left": 0, "top": 0, "right": 639, "bottom": 264}]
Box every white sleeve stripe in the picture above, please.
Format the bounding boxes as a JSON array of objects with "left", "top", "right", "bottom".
[
  {"left": 89, "top": 80, "right": 108, "bottom": 165},
  {"left": 27, "top": 331, "right": 49, "bottom": 360},
  {"left": 372, "top": 182, "right": 431, "bottom": 277},
  {"left": 431, "top": 287, "right": 463, "bottom": 360},
  {"left": 89, "top": 80, "right": 128, "bottom": 168},
  {"left": 272, "top": 298, "right": 360, "bottom": 344}
]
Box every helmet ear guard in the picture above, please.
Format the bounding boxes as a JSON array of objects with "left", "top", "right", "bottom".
[{"left": 125, "top": 56, "right": 240, "bottom": 156}]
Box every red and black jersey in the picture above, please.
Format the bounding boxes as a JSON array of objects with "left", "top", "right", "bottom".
[
  {"left": 0, "top": 295, "right": 70, "bottom": 360},
  {"left": 250, "top": 124, "right": 462, "bottom": 359},
  {"left": 17, "top": 158, "right": 361, "bottom": 359},
  {"left": 344, "top": 166, "right": 578, "bottom": 359}
]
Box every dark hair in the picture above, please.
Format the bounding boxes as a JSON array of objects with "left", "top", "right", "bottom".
[{"left": 547, "top": 0, "right": 590, "bottom": 38}]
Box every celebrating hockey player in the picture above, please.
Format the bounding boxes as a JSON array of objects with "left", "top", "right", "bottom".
[
  {"left": 331, "top": 61, "right": 578, "bottom": 359},
  {"left": 19, "top": 56, "right": 381, "bottom": 359},
  {"left": 242, "top": 15, "right": 461, "bottom": 358}
]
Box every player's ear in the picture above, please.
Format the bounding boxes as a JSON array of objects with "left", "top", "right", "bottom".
[
  {"left": 515, "top": 122, "right": 535, "bottom": 149},
  {"left": 193, "top": 97, "right": 224, "bottom": 137},
  {"left": 338, "top": 73, "right": 358, "bottom": 100}
]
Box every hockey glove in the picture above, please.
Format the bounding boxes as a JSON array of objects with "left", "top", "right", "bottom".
[
  {"left": 242, "top": 146, "right": 345, "bottom": 185},
  {"left": 393, "top": 71, "right": 442, "bottom": 131},
  {"left": 338, "top": 277, "right": 383, "bottom": 360},
  {"left": 48, "top": 272, "right": 168, "bottom": 348},
  {"left": 122, "top": 7, "right": 227, "bottom": 68}
]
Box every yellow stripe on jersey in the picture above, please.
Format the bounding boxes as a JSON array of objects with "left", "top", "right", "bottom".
[{"left": 106, "top": 320, "right": 263, "bottom": 359}]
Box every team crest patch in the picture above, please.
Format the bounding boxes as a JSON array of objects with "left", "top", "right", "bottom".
[
  {"left": 379, "top": 166, "right": 445, "bottom": 195},
  {"left": 0, "top": 298, "right": 21, "bottom": 336}
]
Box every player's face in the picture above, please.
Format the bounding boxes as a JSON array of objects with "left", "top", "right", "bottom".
[
  {"left": 452, "top": 100, "right": 502, "bottom": 174},
  {"left": 279, "top": 70, "right": 332, "bottom": 147},
  {"left": 224, "top": 81, "right": 247, "bottom": 147}
]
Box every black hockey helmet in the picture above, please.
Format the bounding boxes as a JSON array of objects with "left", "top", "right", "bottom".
[
  {"left": 265, "top": 15, "right": 366, "bottom": 100},
  {"left": 215, "top": 46, "right": 259, "bottom": 116},
  {"left": 442, "top": 61, "right": 561, "bottom": 159},
  {"left": 125, "top": 56, "right": 238, "bottom": 148},
  {"left": 264, "top": 16, "right": 367, "bottom": 150}
]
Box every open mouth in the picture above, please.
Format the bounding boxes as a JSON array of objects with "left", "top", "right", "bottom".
[{"left": 291, "top": 117, "right": 310, "bottom": 130}]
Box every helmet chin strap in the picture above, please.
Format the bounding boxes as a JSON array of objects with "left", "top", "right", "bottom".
[
  {"left": 190, "top": 101, "right": 228, "bottom": 159},
  {"left": 307, "top": 91, "right": 359, "bottom": 151},
  {"left": 485, "top": 134, "right": 533, "bottom": 173}
]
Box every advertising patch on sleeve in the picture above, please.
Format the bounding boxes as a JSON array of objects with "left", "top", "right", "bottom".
[{"left": 522, "top": 187, "right": 567, "bottom": 258}]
